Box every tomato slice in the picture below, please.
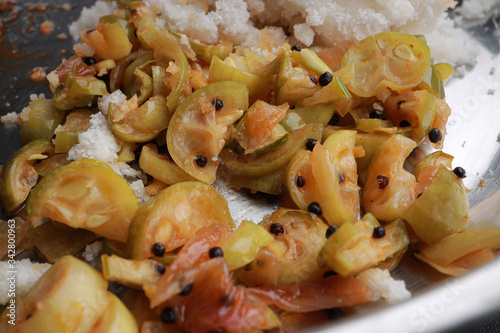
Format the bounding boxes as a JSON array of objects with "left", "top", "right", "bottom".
[
  {"left": 311, "top": 130, "right": 360, "bottom": 226},
  {"left": 144, "top": 222, "right": 231, "bottom": 307},
  {"left": 340, "top": 32, "right": 431, "bottom": 97},
  {"left": 127, "top": 181, "right": 235, "bottom": 259},
  {"left": 363, "top": 134, "right": 417, "bottom": 222},
  {"left": 167, "top": 81, "right": 248, "bottom": 184},
  {"left": 25, "top": 159, "right": 139, "bottom": 242},
  {"left": 162, "top": 258, "right": 281, "bottom": 332},
  {"left": 259, "top": 209, "right": 328, "bottom": 284},
  {"left": 248, "top": 275, "right": 373, "bottom": 312}
]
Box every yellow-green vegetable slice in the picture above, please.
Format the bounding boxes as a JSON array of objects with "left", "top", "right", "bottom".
[
  {"left": 127, "top": 181, "right": 235, "bottom": 259},
  {"left": 101, "top": 255, "right": 162, "bottom": 289},
  {"left": 404, "top": 166, "right": 469, "bottom": 244},
  {"left": 25, "top": 159, "right": 139, "bottom": 242},
  {"left": 20, "top": 98, "right": 65, "bottom": 144},
  {"left": 219, "top": 221, "right": 274, "bottom": 270},
  {"left": 0, "top": 139, "right": 53, "bottom": 215},
  {"left": 167, "top": 81, "right": 248, "bottom": 184}
]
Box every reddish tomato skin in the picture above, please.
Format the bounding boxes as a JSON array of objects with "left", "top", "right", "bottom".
[{"left": 248, "top": 275, "right": 373, "bottom": 312}]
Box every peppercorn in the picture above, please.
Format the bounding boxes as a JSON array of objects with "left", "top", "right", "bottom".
[
  {"left": 296, "top": 176, "right": 305, "bottom": 187},
  {"left": 82, "top": 56, "right": 97, "bottom": 66},
  {"left": 377, "top": 175, "right": 389, "bottom": 189},
  {"left": 306, "top": 138, "right": 317, "bottom": 151},
  {"left": 453, "top": 166, "right": 467, "bottom": 179},
  {"left": 209, "top": 246, "right": 224, "bottom": 258},
  {"left": 369, "top": 109, "right": 383, "bottom": 119},
  {"left": 428, "top": 128, "right": 442, "bottom": 143},
  {"left": 399, "top": 120, "right": 411, "bottom": 127},
  {"left": 338, "top": 173, "right": 345, "bottom": 184},
  {"left": 308, "top": 202, "right": 322, "bottom": 216},
  {"left": 325, "top": 225, "right": 339, "bottom": 239},
  {"left": 156, "top": 264, "right": 166, "bottom": 275},
  {"left": 152, "top": 242, "right": 166, "bottom": 257},
  {"left": 329, "top": 113, "right": 340, "bottom": 126},
  {"left": 161, "top": 307, "right": 176, "bottom": 324},
  {"left": 326, "top": 307, "right": 344, "bottom": 319},
  {"left": 179, "top": 283, "right": 193, "bottom": 296},
  {"left": 269, "top": 223, "right": 284, "bottom": 235},
  {"left": 323, "top": 270, "right": 338, "bottom": 278},
  {"left": 318, "top": 72, "right": 333, "bottom": 87},
  {"left": 373, "top": 226, "right": 386, "bottom": 238},
  {"left": 213, "top": 98, "right": 223, "bottom": 111},
  {"left": 291, "top": 45, "right": 302, "bottom": 52},
  {"left": 195, "top": 155, "right": 208, "bottom": 167}
]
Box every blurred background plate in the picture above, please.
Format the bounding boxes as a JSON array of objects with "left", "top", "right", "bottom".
[{"left": 1, "top": 1, "right": 499, "bottom": 332}]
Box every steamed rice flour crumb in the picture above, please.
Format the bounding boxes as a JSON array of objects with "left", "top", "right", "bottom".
[
  {"left": 140, "top": 0, "right": 478, "bottom": 67},
  {"left": 357, "top": 268, "right": 411, "bottom": 304},
  {"left": 68, "top": 1, "right": 118, "bottom": 41}
]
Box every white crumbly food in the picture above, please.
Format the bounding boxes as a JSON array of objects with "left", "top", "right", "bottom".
[
  {"left": 459, "top": 0, "right": 500, "bottom": 21},
  {"left": 0, "top": 260, "right": 51, "bottom": 305},
  {"left": 0, "top": 112, "right": 20, "bottom": 125},
  {"left": 68, "top": 0, "right": 118, "bottom": 41},
  {"left": 82, "top": 241, "right": 103, "bottom": 262},
  {"left": 97, "top": 89, "right": 128, "bottom": 116},
  {"left": 140, "top": 0, "right": 478, "bottom": 67},
  {"left": 357, "top": 268, "right": 412, "bottom": 304},
  {"left": 67, "top": 112, "right": 149, "bottom": 202}
]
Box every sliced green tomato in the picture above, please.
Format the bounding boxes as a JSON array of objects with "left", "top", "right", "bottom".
[
  {"left": 63, "top": 74, "right": 108, "bottom": 96},
  {"left": 404, "top": 166, "right": 469, "bottom": 244},
  {"left": 20, "top": 256, "right": 109, "bottom": 333},
  {"left": 355, "top": 119, "right": 397, "bottom": 135},
  {"left": 25, "top": 159, "right": 139, "bottom": 242},
  {"left": 275, "top": 45, "right": 320, "bottom": 105},
  {"left": 418, "top": 64, "right": 445, "bottom": 99},
  {"left": 433, "top": 63, "right": 455, "bottom": 81},
  {"left": 190, "top": 41, "right": 233, "bottom": 63},
  {"left": 340, "top": 32, "right": 431, "bottom": 97},
  {"left": 413, "top": 151, "right": 454, "bottom": 178},
  {"left": 167, "top": 81, "right": 248, "bottom": 184},
  {"left": 292, "top": 48, "right": 333, "bottom": 76},
  {"left": 230, "top": 166, "right": 285, "bottom": 195},
  {"left": 109, "top": 95, "right": 171, "bottom": 143},
  {"left": 324, "top": 219, "right": 409, "bottom": 276},
  {"left": 320, "top": 213, "right": 379, "bottom": 261},
  {"left": 209, "top": 56, "right": 272, "bottom": 95},
  {"left": 310, "top": 130, "right": 360, "bottom": 225},
  {"left": 417, "top": 229, "right": 500, "bottom": 267},
  {"left": 92, "top": 292, "right": 139, "bottom": 333},
  {"left": 20, "top": 98, "right": 65, "bottom": 144},
  {"left": 99, "top": 15, "right": 136, "bottom": 46},
  {"left": 139, "top": 30, "right": 190, "bottom": 112},
  {"left": 296, "top": 76, "right": 351, "bottom": 107},
  {"left": 54, "top": 109, "right": 92, "bottom": 153},
  {"left": 80, "top": 21, "right": 133, "bottom": 60},
  {"left": 354, "top": 133, "right": 391, "bottom": 186},
  {"left": 123, "top": 51, "right": 154, "bottom": 100},
  {"left": 231, "top": 100, "right": 290, "bottom": 155},
  {"left": 280, "top": 111, "right": 306, "bottom": 132},
  {"left": 128, "top": 67, "right": 154, "bottom": 106},
  {"left": 259, "top": 209, "right": 328, "bottom": 283},
  {"left": 384, "top": 90, "right": 436, "bottom": 144},
  {"left": 291, "top": 104, "right": 335, "bottom": 126},
  {"left": 219, "top": 221, "right": 274, "bottom": 270},
  {"left": 53, "top": 86, "right": 95, "bottom": 111},
  {"left": 26, "top": 222, "right": 97, "bottom": 263},
  {"left": 363, "top": 134, "right": 417, "bottom": 222},
  {"left": 139, "top": 144, "right": 196, "bottom": 185},
  {"left": 127, "top": 181, "right": 235, "bottom": 259},
  {"left": 101, "top": 254, "right": 162, "bottom": 289},
  {"left": 415, "top": 248, "right": 495, "bottom": 277},
  {"left": 285, "top": 149, "right": 316, "bottom": 210},
  {"left": 118, "top": 141, "right": 136, "bottom": 163},
  {"left": 221, "top": 123, "right": 322, "bottom": 178},
  {"left": 0, "top": 139, "right": 53, "bottom": 215}
]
